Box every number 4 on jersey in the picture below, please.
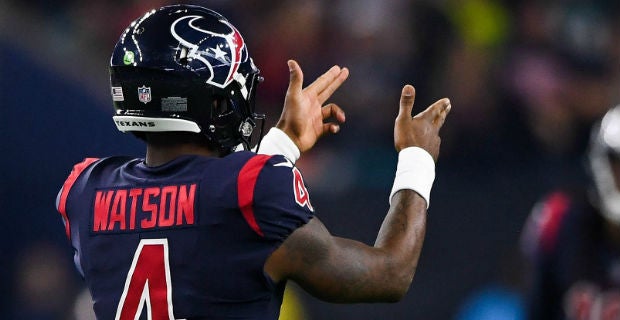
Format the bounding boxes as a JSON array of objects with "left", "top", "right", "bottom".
[
  {"left": 293, "top": 167, "right": 313, "bottom": 211},
  {"left": 116, "top": 239, "right": 175, "bottom": 320}
]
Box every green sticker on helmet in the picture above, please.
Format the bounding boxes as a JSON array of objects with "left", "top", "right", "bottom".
[{"left": 123, "top": 51, "right": 135, "bottom": 65}]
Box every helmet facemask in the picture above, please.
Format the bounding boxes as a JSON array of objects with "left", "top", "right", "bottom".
[{"left": 207, "top": 70, "right": 265, "bottom": 153}]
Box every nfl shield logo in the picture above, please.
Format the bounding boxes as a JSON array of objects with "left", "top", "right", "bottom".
[{"left": 138, "top": 86, "right": 151, "bottom": 104}]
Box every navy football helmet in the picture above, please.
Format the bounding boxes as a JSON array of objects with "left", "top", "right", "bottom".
[
  {"left": 109, "top": 5, "right": 263, "bottom": 152},
  {"left": 589, "top": 105, "right": 620, "bottom": 225}
]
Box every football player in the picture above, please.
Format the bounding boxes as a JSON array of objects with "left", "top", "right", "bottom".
[
  {"left": 521, "top": 105, "right": 620, "bottom": 319},
  {"left": 56, "top": 5, "right": 451, "bottom": 319}
]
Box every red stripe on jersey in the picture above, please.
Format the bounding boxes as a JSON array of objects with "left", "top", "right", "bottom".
[
  {"left": 539, "top": 192, "right": 570, "bottom": 253},
  {"left": 57, "top": 158, "right": 99, "bottom": 239},
  {"left": 237, "top": 155, "right": 271, "bottom": 237}
]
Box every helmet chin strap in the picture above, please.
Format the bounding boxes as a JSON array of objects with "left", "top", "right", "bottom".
[
  {"left": 253, "top": 113, "right": 266, "bottom": 151},
  {"left": 232, "top": 114, "right": 265, "bottom": 153}
]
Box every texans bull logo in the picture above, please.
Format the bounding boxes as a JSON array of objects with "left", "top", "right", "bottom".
[{"left": 170, "top": 15, "right": 247, "bottom": 89}]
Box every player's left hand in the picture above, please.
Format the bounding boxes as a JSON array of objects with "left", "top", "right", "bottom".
[{"left": 276, "top": 60, "right": 349, "bottom": 153}]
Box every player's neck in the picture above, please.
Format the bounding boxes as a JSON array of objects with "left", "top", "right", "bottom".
[{"left": 145, "top": 144, "right": 219, "bottom": 167}]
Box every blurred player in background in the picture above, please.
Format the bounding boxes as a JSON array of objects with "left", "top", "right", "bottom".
[
  {"left": 56, "top": 4, "right": 451, "bottom": 319},
  {"left": 521, "top": 105, "right": 620, "bottom": 319}
]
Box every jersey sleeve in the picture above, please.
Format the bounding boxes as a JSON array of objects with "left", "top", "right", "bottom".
[
  {"left": 520, "top": 191, "right": 571, "bottom": 319},
  {"left": 56, "top": 158, "right": 100, "bottom": 239},
  {"left": 237, "top": 154, "right": 314, "bottom": 242},
  {"left": 520, "top": 191, "right": 571, "bottom": 259}
]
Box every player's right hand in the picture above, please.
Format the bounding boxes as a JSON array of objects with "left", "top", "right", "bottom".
[
  {"left": 276, "top": 60, "right": 349, "bottom": 153},
  {"left": 394, "top": 85, "right": 451, "bottom": 161}
]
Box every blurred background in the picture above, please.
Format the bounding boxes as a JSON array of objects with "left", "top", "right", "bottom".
[{"left": 2, "top": 0, "right": 620, "bottom": 319}]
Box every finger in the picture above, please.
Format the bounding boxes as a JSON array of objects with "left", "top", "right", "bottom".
[
  {"left": 435, "top": 99, "right": 452, "bottom": 129},
  {"left": 397, "top": 85, "right": 416, "bottom": 120},
  {"left": 323, "top": 123, "right": 341, "bottom": 134},
  {"left": 415, "top": 98, "right": 449, "bottom": 119},
  {"left": 306, "top": 65, "right": 342, "bottom": 96},
  {"left": 321, "top": 103, "right": 346, "bottom": 123},
  {"left": 287, "top": 60, "right": 303, "bottom": 94},
  {"left": 417, "top": 98, "right": 451, "bottom": 129},
  {"left": 317, "top": 67, "right": 349, "bottom": 103}
]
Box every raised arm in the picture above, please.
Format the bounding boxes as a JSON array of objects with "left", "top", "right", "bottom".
[
  {"left": 257, "top": 60, "right": 349, "bottom": 160},
  {"left": 264, "top": 85, "right": 451, "bottom": 302}
]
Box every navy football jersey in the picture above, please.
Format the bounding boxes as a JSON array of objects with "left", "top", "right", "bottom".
[
  {"left": 56, "top": 152, "right": 315, "bottom": 319},
  {"left": 521, "top": 190, "right": 620, "bottom": 320}
]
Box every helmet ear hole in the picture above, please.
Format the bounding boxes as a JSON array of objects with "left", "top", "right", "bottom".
[{"left": 212, "top": 97, "right": 231, "bottom": 117}]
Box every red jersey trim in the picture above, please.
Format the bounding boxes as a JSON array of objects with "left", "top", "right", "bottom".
[
  {"left": 57, "top": 158, "right": 99, "bottom": 239},
  {"left": 237, "top": 155, "right": 271, "bottom": 237},
  {"left": 539, "top": 191, "right": 571, "bottom": 253}
]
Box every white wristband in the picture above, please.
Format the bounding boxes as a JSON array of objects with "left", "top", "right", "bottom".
[
  {"left": 389, "top": 147, "right": 436, "bottom": 208},
  {"left": 255, "top": 128, "right": 301, "bottom": 162}
]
